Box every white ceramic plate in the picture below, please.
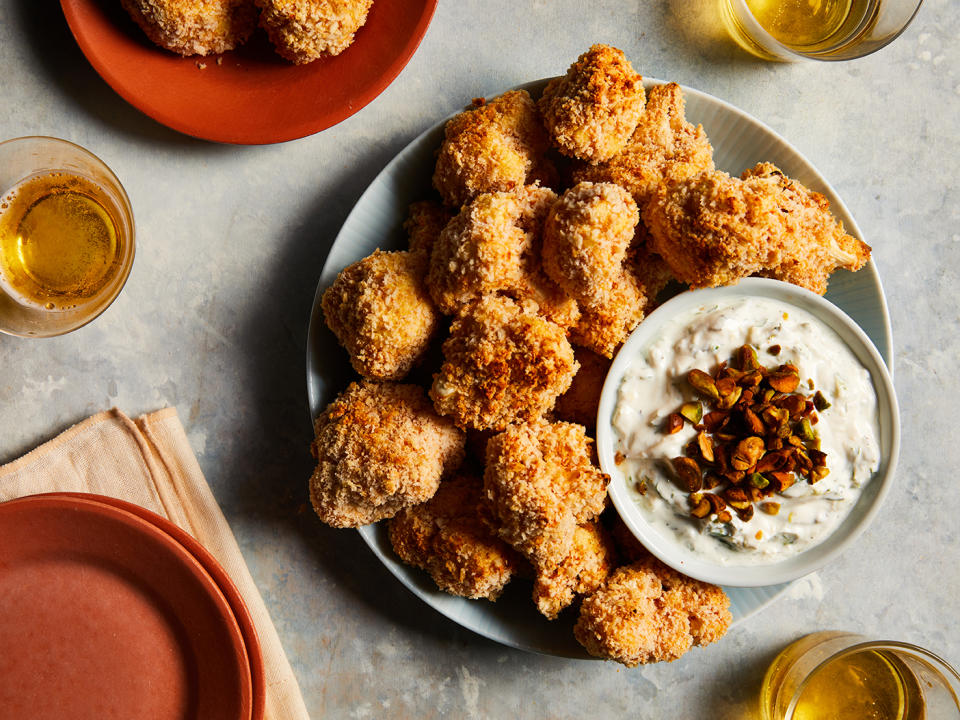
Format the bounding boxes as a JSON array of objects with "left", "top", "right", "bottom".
[{"left": 306, "top": 79, "right": 893, "bottom": 658}]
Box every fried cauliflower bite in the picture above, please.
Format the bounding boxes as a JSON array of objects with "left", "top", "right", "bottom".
[
  {"left": 542, "top": 182, "right": 640, "bottom": 309},
  {"left": 532, "top": 521, "right": 617, "bottom": 620},
  {"left": 573, "top": 82, "right": 714, "bottom": 208},
  {"left": 538, "top": 44, "right": 646, "bottom": 163},
  {"left": 574, "top": 556, "right": 732, "bottom": 666},
  {"left": 322, "top": 250, "right": 439, "bottom": 381},
  {"left": 309, "top": 381, "right": 465, "bottom": 528},
  {"left": 388, "top": 474, "right": 521, "bottom": 600},
  {"left": 121, "top": 0, "right": 257, "bottom": 55},
  {"left": 433, "top": 91, "right": 556, "bottom": 208},
  {"left": 256, "top": 0, "right": 372, "bottom": 63},
  {"left": 404, "top": 201, "right": 454, "bottom": 257},
  {"left": 483, "top": 419, "right": 608, "bottom": 566},
  {"left": 430, "top": 296, "right": 578, "bottom": 431},
  {"left": 744, "top": 163, "right": 871, "bottom": 294},
  {"left": 426, "top": 186, "right": 557, "bottom": 315},
  {"left": 552, "top": 347, "right": 611, "bottom": 430}
]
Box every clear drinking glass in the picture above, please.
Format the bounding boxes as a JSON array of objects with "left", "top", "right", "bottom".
[
  {"left": 0, "top": 136, "right": 135, "bottom": 337},
  {"left": 721, "top": 0, "right": 924, "bottom": 61},
  {"left": 760, "top": 631, "right": 960, "bottom": 720}
]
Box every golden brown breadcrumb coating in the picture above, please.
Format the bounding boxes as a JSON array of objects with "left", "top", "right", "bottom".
[
  {"left": 388, "top": 474, "right": 521, "bottom": 600},
  {"left": 569, "top": 264, "right": 647, "bottom": 358},
  {"left": 643, "top": 162, "right": 869, "bottom": 293},
  {"left": 573, "top": 82, "right": 714, "bottom": 208},
  {"left": 433, "top": 91, "right": 556, "bottom": 208},
  {"left": 404, "top": 201, "right": 454, "bottom": 257},
  {"left": 533, "top": 521, "right": 617, "bottom": 620},
  {"left": 483, "top": 419, "right": 608, "bottom": 567},
  {"left": 574, "top": 556, "right": 731, "bottom": 666},
  {"left": 426, "top": 186, "right": 557, "bottom": 315},
  {"left": 309, "top": 381, "right": 465, "bottom": 528},
  {"left": 430, "top": 296, "right": 578, "bottom": 431},
  {"left": 256, "top": 0, "right": 372, "bottom": 64},
  {"left": 552, "top": 347, "right": 611, "bottom": 430},
  {"left": 322, "top": 250, "right": 439, "bottom": 381},
  {"left": 542, "top": 182, "right": 640, "bottom": 309},
  {"left": 121, "top": 0, "right": 257, "bottom": 55},
  {"left": 539, "top": 44, "right": 646, "bottom": 163}
]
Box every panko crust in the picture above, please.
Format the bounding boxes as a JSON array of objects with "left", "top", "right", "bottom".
[
  {"left": 256, "top": 0, "right": 373, "bottom": 63},
  {"left": 574, "top": 557, "right": 732, "bottom": 666},
  {"left": 533, "top": 521, "right": 617, "bottom": 620},
  {"left": 552, "top": 347, "right": 611, "bottom": 430},
  {"left": 309, "top": 381, "right": 465, "bottom": 528},
  {"left": 573, "top": 82, "right": 714, "bottom": 209},
  {"left": 433, "top": 91, "right": 557, "bottom": 208},
  {"left": 388, "top": 474, "right": 521, "bottom": 600},
  {"left": 483, "top": 419, "right": 609, "bottom": 566},
  {"left": 539, "top": 44, "right": 646, "bottom": 163},
  {"left": 542, "top": 181, "right": 640, "bottom": 309},
  {"left": 121, "top": 0, "right": 257, "bottom": 55},
  {"left": 322, "top": 250, "right": 439, "bottom": 381},
  {"left": 404, "top": 200, "right": 454, "bottom": 257},
  {"left": 569, "top": 263, "right": 650, "bottom": 358},
  {"left": 430, "top": 296, "right": 578, "bottom": 431}
]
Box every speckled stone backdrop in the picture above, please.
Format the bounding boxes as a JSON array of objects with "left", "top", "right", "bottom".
[{"left": 0, "top": 0, "right": 957, "bottom": 717}]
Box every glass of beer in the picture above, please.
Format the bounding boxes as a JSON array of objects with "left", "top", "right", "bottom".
[
  {"left": 721, "top": 0, "right": 924, "bottom": 61},
  {"left": 761, "top": 631, "right": 960, "bottom": 720},
  {"left": 0, "top": 137, "right": 135, "bottom": 337}
]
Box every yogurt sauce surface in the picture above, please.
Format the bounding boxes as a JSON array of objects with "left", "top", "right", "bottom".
[{"left": 613, "top": 295, "right": 880, "bottom": 565}]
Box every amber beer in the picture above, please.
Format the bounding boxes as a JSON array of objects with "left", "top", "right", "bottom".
[
  {"left": 0, "top": 172, "right": 124, "bottom": 311},
  {"left": 740, "top": 0, "right": 876, "bottom": 52}
]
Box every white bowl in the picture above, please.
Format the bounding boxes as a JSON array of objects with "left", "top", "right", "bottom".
[{"left": 596, "top": 278, "right": 900, "bottom": 587}]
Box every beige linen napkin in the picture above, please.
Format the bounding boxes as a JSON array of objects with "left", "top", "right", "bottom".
[{"left": 0, "top": 407, "right": 310, "bottom": 720}]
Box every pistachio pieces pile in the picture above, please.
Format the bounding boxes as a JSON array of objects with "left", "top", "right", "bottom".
[{"left": 663, "top": 345, "right": 831, "bottom": 525}]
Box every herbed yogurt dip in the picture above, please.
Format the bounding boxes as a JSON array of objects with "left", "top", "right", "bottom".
[{"left": 613, "top": 295, "right": 880, "bottom": 565}]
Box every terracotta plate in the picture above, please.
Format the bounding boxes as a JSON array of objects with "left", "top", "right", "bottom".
[
  {"left": 0, "top": 494, "right": 252, "bottom": 720},
  {"left": 60, "top": 0, "right": 438, "bottom": 144}
]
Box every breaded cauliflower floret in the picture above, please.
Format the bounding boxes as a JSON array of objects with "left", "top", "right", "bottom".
[
  {"left": 426, "top": 187, "right": 557, "bottom": 315},
  {"left": 573, "top": 82, "right": 714, "bottom": 208},
  {"left": 552, "top": 347, "right": 611, "bottom": 430},
  {"left": 574, "top": 557, "right": 732, "bottom": 666},
  {"left": 121, "top": 0, "right": 257, "bottom": 55},
  {"left": 538, "top": 44, "right": 646, "bottom": 163},
  {"left": 433, "top": 91, "right": 556, "bottom": 208},
  {"left": 256, "top": 0, "right": 372, "bottom": 63},
  {"left": 322, "top": 250, "right": 439, "bottom": 380},
  {"left": 533, "top": 521, "right": 617, "bottom": 620},
  {"left": 309, "top": 381, "right": 465, "bottom": 528},
  {"left": 388, "top": 474, "right": 521, "bottom": 600},
  {"left": 569, "top": 265, "right": 646, "bottom": 358},
  {"left": 404, "top": 200, "right": 454, "bottom": 257},
  {"left": 483, "top": 419, "right": 608, "bottom": 566},
  {"left": 542, "top": 182, "right": 640, "bottom": 309},
  {"left": 431, "top": 296, "right": 578, "bottom": 431}
]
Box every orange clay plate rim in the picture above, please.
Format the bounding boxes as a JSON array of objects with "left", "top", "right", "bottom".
[
  {"left": 60, "top": 0, "right": 438, "bottom": 145},
  {"left": 304, "top": 78, "right": 893, "bottom": 658}
]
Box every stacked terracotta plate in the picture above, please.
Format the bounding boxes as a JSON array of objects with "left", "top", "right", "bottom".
[{"left": 0, "top": 493, "right": 264, "bottom": 720}]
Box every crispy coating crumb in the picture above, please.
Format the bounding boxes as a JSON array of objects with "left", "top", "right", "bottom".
[
  {"left": 309, "top": 381, "right": 465, "bottom": 527},
  {"left": 433, "top": 91, "right": 556, "bottom": 208},
  {"left": 256, "top": 0, "right": 372, "bottom": 63},
  {"left": 122, "top": 0, "right": 257, "bottom": 55},
  {"left": 388, "top": 474, "right": 521, "bottom": 600},
  {"left": 574, "top": 556, "right": 732, "bottom": 666},
  {"left": 573, "top": 82, "right": 714, "bottom": 208},
  {"left": 426, "top": 187, "right": 557, "bottom": 315},
  {"left": 569, "top": 264, "right": 648, "bottom": 358},
  {"left": 322, "top": 250, "right": 439, "bottom": 380},
  {"left": 643, "top": 163, "right": 869, "bottom": 293},
  {"left": 404, "top": 201, "right": 454, "bottom": 257},
  {"left": 539, "top": 44, "right": 646, "bottom": 163},
  {"left": 533, "top": 521, "right": 617, "bottom": 619},
  {"left": 483, "top": 419, "right": 608, "bottom": 566},
  {"left": 542, "top": 182, "right": 639, "bottom": 309},
  {"left": 553, "top": 347, "right": 611, "bottom": 430},
  {"left": 431, "top": 296, "right": 578, "bottom": 431}
]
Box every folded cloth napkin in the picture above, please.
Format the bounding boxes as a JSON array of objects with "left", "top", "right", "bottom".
[{"left": 0, "top": 407, "right": 309, "bottom": 720}]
